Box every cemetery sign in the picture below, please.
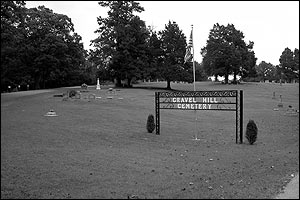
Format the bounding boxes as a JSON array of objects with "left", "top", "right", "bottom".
[{"left": 155, "top": 90, "right": 243, "bottom": 143}]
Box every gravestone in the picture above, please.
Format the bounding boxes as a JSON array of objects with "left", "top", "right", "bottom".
[
  {"left": 284, "top": 105, "right": 298, "bottom": 116},
  {"left": 96, "top": 78, "right": 101, "bottom": 90},
  {"left": 277, "top": 95, "right": 283, "bottom": 107},
  {"left": 44, "top": 109, "right": 58, "bottom": 117},
  {"left": 106, "top": 88, "right": 116, "bottom": 95}
]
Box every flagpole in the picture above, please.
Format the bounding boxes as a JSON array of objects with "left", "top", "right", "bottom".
[
  {"left": 192, "top": 24, "right": 195, "bottom": 92},
  {"left": 191, "top": 25, "right": 199, "bottom": 141}
]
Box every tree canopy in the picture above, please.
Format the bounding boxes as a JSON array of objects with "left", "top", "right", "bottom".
[
  {"left": 91, "top": 1, "right": 148, "bottom": 87},
  {"left": 279, "top": 47, "right": 299, "bottom": 83},
  {"left": 159, "top": 21, "right": 188, "bottom": 89},
  {"left": 2, "top": 1, "right": 298, "bottom": 92},
  {"left": 1, "top": 1, "right": 87, "bottom": 91},
  {"left": 201, "top": 23, "right": 257, "bottom": 84}
]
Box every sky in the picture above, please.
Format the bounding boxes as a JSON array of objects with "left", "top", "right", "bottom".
[{"left": 25, "top": 1, "right": 299, "bottom": 66}]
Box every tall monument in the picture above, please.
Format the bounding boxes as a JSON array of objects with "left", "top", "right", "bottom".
[{"left": 96, "top": 78, "right": 101, "bottom": 90}]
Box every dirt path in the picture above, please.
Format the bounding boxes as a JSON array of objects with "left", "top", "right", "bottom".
[{"left": 275, "top": 173, "right": 299, "bottom": 199}]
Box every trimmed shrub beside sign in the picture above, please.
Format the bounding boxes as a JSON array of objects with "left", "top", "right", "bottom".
[
  {"left": 146, "top": 114, "right": 155, "bottom": 133},
  {"left": 245, "top": 120, "right": 258, "bottom": 145}
]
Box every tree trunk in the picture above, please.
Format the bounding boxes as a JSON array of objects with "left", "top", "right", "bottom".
[
  {"left": 233, "top": 71, "right": 237, "bottom": 84},
  {"left": 115, "top": 77, "right": 122, "bottom": 87},
  {"left": 225, "top": 75, "right": 228, "bottom": 84},
  {"left": 233, "top": 72, "right": 237, "bottom": 82},
  {"left": 127, "top": 78, "right": 132, "bottom": 88},
  {"left": 224, "top": 69, "right": 229, "bottom": 84},
  {"left": 34, "top": 74, "right": 41, "bottom": 89},
  {"left": 166, "top": 80, "right": 171, "bottom": 90}
]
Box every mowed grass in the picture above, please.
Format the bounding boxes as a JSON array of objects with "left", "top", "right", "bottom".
[{"left": 1, "top": 81, "right": 299, "bottom": 199}]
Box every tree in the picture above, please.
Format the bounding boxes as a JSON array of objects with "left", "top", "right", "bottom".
[
  {"left": 195, "top": 61, "right": 208, "bottom": 81},
  {"left": 255, "top": 61, "right": 276, "bottom": 82},
  {"left": 293, "top": 48, "right": 299, "bottom": 82},
  {"left": 159, "top": 21, "right": 187, "bottom": 89},
  {"left": 143, "top": 28, "right": 163, "bottom": 81},
  {"left": 201, "top": 23, "right": 256, "bottom": 84},
  {"left": 1, "top": 2, "right": 86, "bottom": 91},
  {"left": 91, "top": 1, "right": 148, "bottom": 87},
  {"left": 279, "top": 47, "right": 298, "bottom": 83},
  {"left": 21, "top": 6, "right": 86, "bottom": 89},
  {"left": 1, "top": 1, "right": 26, "bottom": 91},
  {"left": 240, "top": 48, "right": 257, "bottom": 79}
]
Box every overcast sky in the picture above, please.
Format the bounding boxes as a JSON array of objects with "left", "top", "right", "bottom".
[{"left": 25, "top": 1, "right": 299, "bottom": 66}]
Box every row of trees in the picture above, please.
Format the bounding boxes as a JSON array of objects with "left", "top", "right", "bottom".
[
  {"left": 90, "top": 1, "right": 194, "bottom": 89},
  {"left": 1, "top": 1, "right": 93, "bottom": 91},
  {"left": 90, "top": 1, "right": 258, "bottom": 87},
  {"left": 254, "top": 48, "right": 299, "bottom": 83},
  {"left": 1, "top": 1, "right": 298, "bottom": 92}
]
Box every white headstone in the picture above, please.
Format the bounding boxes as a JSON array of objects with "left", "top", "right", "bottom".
[{"left": 96, "top": 78, "right": 101, "bottom": 90}]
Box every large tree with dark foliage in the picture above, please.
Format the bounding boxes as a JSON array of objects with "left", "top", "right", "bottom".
[
  {"left": 1, "top": 1, "right": 86, "bottom": 91},
  {"left": 91, "top": 1, "right": 149, "bottom": 87},
  {"left": 255, "top": 61, "right": 276, "bottom": 82},
  {"left": 1, "top": 1, "right": 26, "bottom": 91},
  {"left": 143, "top": 28, "right": 164, "bottom": 81},
  {"left": 22, "top": 6, "right": 86, "bottom": 89},
  {"left": 279, "top": 47, "right": 299, "bottom": 83},
  {"left": 201, "top": 23, "right": 256, "bottom": 84},
  {"left": 159, "top": 21, "right": 187, "bottom": 89}
]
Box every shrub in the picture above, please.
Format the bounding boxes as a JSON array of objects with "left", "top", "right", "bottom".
[
  {"left": 146, "top": 114, "right": 155, "bottom": 133},
  {"left": 245, "top": 120, "right": 258, "bottom": 145},
  {"left": 81, "top": 83, "right": 88, "bottom": 90},
  {"left": 69, "top": 90, "right": 77, "bottom": 97}
]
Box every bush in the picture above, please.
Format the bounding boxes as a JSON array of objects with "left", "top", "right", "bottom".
[
  {"left": 146, "top": 114, "right": 155, "bottom": 133},
  {"left": 245, "top": 120, "right": 258, "bottom": 145},
  {"left": 69, "top": 90, "right": 77, "bottom": 97},
  {"left": 81, "top": 83, "right": 88, "bottom": 90}
]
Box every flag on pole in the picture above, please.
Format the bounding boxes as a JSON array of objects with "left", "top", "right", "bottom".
[{"left": 184, "top": 29, "right": 193, "bottom": 63}]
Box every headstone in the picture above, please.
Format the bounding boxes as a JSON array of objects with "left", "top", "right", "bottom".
[
  {"left": 106, "top": 88, "right": 116, "bottom": 95},
  {"left": 284, "top": 105, "right": 298, "bottom": 116},
  {"left": 96, "top": 78, "right": 101, "bottom": 90},
  {"left": 81, "top": 83, "right": 88, "bottom": 90},
  {"left": 44, "top": 109, "right": 58, "bottom": 117},
  {"left": 278, "top": 95, "right": 283, "bottom": 107}
]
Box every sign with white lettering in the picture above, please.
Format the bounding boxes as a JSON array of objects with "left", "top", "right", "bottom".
[{"left": 155, "top": 90, "right": 243, "bottom": 143}]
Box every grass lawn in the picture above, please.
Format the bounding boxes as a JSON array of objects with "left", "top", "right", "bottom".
[{"left": 1, "top": 81, "right": 299, "bottom": 199}]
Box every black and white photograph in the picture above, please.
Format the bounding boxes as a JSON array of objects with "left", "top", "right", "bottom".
[{"left": 1, "top": 1, "right": 299, "bottom": 199}]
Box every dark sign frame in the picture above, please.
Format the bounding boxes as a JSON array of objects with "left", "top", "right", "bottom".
[{"left": 155, "top": 90, "right": 243, "bottom": 144}]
